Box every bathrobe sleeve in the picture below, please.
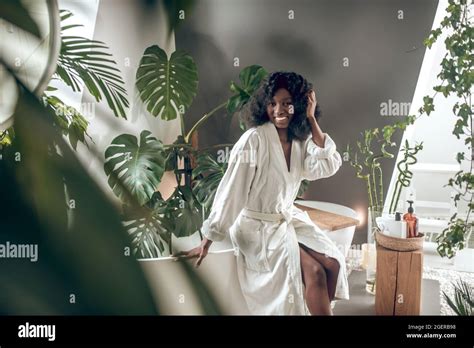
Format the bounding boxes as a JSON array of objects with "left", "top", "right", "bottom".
[
  {"left": 201, "top": 129, "right": 260, "bottom": 242},
  {"left": 301, "top": 133, "right": 342, "bottom": 181}
]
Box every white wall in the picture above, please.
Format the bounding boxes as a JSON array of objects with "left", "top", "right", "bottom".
[
  {"left": 55, "top": 0, "right": 181, "bottom": 205},
  {"left": 385, "top": 0, "right": 471, "bottom": 217}
]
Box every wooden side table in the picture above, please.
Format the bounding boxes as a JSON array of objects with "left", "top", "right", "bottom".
[{"left": 375, "top": 244, "right": 423, "bottom": 315}]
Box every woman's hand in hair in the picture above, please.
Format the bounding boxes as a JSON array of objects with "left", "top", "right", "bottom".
[{"left": 306, "top": 90, "right": 318, "bottom": 121}]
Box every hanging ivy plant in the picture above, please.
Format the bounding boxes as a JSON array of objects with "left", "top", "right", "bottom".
[{"left": 423, "top": 0, "right": 473, "bottom": 258}]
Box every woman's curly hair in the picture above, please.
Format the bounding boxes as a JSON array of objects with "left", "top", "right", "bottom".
[{"left": 241, "top": 71, "right": 322, "bottom": 142}]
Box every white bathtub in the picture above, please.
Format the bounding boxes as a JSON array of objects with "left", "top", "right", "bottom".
[
  {"left": 139, "top": 201, "right": 358, "bottom": 314},
  {"left": 294, "top": 200, "right": 359, "bottom": 258}
]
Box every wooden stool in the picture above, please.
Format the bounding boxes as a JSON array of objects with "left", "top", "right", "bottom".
[{"left": 375, "top": 244, "right": 423, "bottom": 315}]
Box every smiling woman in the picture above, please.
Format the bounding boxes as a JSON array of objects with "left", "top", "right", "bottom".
[
  {"left": 176, "top": 71, "right": 348, "bottom": 315},
  {"left": 243, "top": 71, "right": 322, "bottom": 142}
]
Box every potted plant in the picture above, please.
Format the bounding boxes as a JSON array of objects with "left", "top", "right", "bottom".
[
  {"left": 0, "top": 1, "right": 231, "bottom": 314},
  {"left": 101, "top": 42, "right": 270, "bottom": 258},
  {"left": 346, "top": 123, "right": 423, "bottom": 294}
]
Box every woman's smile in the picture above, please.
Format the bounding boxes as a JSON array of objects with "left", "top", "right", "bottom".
[
  {"left": 275, "top": 115, "right": 289, "bottom": 122},
  {"left": 268, "top": 88, "right": 294, "bottom": 128}
]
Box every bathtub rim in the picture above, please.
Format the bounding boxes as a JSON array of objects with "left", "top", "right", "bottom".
[
  {"left": 138, "top": 201, "right": 358, "bottom": 262},
  {"left": 137, "top": 248, "right": 236, "bottom": 262}
]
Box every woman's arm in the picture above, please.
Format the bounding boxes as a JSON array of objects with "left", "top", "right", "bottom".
[
  {"left": 200, "top": 129, "right": 260, "bottom": 242},
  {"left": 306, "top": 90, "right": 325, "bottom": 147},
  {"left": 301, "top": 90, "right": 342, "bottom": 181},
  {"left": 174, "top": 131, "right": 260, "bottom": 267}
]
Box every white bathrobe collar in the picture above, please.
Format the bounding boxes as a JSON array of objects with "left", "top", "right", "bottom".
[{"left": 262, "top": 121, "right": 296, "bottom": 177}]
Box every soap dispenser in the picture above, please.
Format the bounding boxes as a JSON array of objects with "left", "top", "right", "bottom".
[{"left": 403, "top": 200, "right": 418, "bottom": 238}]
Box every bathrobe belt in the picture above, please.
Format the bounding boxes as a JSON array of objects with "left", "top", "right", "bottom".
[
  {"left": 240, "top": 206, "right": 302, "bottom": 290},
  {"left": 241, "top": 206, "right": 294, "bottom": 224},
  {"left": 240, "top": 206, "right": 297, "bottom": 244}
]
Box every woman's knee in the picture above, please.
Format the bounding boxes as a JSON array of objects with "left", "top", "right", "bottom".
[
  {"left": 326, "top": 257, "right": 340, "bottom": 275},
  {"left": 307, "top": 261, "right": 327, "bottom": 287}
]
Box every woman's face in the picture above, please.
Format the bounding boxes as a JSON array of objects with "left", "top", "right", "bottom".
[{"left": 267, "top": 88, "right": 294, "bottom": 129}]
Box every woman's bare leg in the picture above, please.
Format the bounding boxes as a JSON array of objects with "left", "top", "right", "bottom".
[
  {"left": 299, "top": 245, "right": 331, "bottom": 315},
  {"left": 301, "top": 244, "right": 341, "bottom": 301}
]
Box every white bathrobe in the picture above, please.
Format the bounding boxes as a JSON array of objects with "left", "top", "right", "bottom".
[{"left": 202, "top": 121, "right": 349, "bottom": 315}]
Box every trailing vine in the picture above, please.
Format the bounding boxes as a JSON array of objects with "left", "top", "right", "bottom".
[
  {"left": 348, "top": 1, "right": 472, "bottom": 259},
  {"left": 423, "top": 0, "right": 473, "bottom": 258}
]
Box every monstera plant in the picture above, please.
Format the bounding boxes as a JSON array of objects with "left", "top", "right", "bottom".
[
  {"left": 103, "top": 43, "right": 268, "bottom": 258},
  {"left": 0, "top": 1, "right": 224, "bottom": 315}
]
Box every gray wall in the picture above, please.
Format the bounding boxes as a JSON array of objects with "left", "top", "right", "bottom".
[{"left": 175, "top": 0, "right": 438, "bottom": 244}]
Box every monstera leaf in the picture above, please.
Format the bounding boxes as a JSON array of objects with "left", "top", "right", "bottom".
[
  {"left": 227, "top": 65, "right": 268, "bottom": 115},
  {"left": 167, "top": 186, "right": 203, "bottom": 238},
  {"left": 125, "top": 212, "right": 166, "bottom": 258},
  {"left": 123, "top": 192, "right": 174, "bottom": 258},
  {"left": 192, "top": 151, "right": 227, "bottom": 217},
  {"left": 136, "top": 45, "right": 198, "bottom": 120},
  {"left": 104, "top": 130, "right": 165, "bottom": 206}
]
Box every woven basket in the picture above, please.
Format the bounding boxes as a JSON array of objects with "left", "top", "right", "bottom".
[{"left": 375, "top": 229, "right": 424, "bottom": 252}]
